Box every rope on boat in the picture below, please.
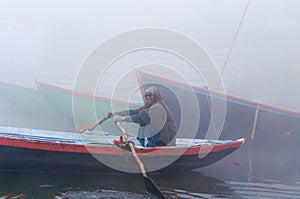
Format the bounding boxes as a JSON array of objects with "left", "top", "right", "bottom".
[
  {"left": 216, "top": 0, "right": 252, "bottom": 88},
  {"left": 251, "top": 105, "right": 260, "bottom": 140}
]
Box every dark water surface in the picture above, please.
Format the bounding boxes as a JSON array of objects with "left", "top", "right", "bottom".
[{"left": 1, "top": 168, "right": 300, "bottom": 199}]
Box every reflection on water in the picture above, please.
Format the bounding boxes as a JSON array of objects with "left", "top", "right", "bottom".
[
  {"left": 227, "top": 180, "right": 300, "bottom": 199},
  {"left": 57, "top": 189, "right": 156, "bottom": 199},
  {"left": 1, "top": 170, "right": 300, "bottom": 199}
]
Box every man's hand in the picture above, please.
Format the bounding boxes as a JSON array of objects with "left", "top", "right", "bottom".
[
  {"left": 107, "top": 112, "right": 115, "bottom": 118},
  {"left": 115, "top": 117, "right": 126, "bottom": 123}
]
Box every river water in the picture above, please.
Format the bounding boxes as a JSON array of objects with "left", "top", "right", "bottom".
[{"left": 1, "top": 167, "right": 300, "bottom": 199}]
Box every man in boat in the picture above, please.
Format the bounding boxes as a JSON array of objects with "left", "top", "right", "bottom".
[{"left": 107, "top": 87, "right": 177, "bottom": 147}]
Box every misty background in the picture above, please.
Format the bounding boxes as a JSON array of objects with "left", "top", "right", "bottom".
[{"left": 0, "top": 0, "right": 299, "bottom": 112}]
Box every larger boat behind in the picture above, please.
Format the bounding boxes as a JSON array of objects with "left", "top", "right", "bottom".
[{"left": 137, "top": 70, "right": 300, "bottom": 179}]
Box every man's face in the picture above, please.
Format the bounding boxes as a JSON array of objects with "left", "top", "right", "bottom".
[{"left": 145, "top": 93, "right": 155, "bottom": 105}]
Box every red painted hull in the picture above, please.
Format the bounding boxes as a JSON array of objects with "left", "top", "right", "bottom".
[{"left": 0, "top": 132, "right": 244, "bottom": 173}]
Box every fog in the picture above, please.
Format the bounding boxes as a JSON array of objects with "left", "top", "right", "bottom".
[{"left": 0, "top": 0, "right": 300, "bottom": 111}]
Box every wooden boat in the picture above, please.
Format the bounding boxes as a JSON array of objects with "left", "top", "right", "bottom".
[
  {"left": 137, "top": 71, "right": 300, "bottom": 178},
  {"left": 137, "top": 71, "right": 300, "bottom": 140},
  {"left": 0, "top": 126, "right": 244, "bottom": 173},
  {"left": 0, "top": 81, "right": 71, "bottom": 131},
  {"left": 36, "top": 81, "right": 141, "bottom": 133}
]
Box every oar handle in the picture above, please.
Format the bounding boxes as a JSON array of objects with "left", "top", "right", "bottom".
[
  {"left": 115, "top": 121, "right": 166, "bottom": 199},
  {"left": 115, "top": 121, "right": 147, "bottom": 177},
  {"left": 79, "top": 116, "right": 110, "bottom": 133}
]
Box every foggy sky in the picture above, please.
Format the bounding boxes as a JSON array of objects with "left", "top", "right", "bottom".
[{"left": 0, "top": 0, "right": 299, "bottom": 111}]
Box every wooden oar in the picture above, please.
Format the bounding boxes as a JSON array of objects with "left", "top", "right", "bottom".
[
  {"left": 115, "top": 121, "right": 166, "bottom": 199},
  {"left": 78, "top": 116, "right": 110, "bottom": 133}
]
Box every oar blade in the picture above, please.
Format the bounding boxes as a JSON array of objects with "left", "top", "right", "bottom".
[{"left": 143, "top": 176, "right": 166, "bottom": 199}]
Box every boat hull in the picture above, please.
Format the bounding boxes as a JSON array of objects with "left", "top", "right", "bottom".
[
  {"left": 0, "top": 144, "right": 238, "bottom": 173},
  {"left": 137, "top": 71, "right": 300, "bottom": 178},
  {"left": 0, "top": 82, "right": 72, "bottom": 131},
  {"left": 137, "top": 71, "right": 300, "bottom": 141},
  {"left": 0, "top": 130, "right": 244, "bottom": 173},
  {"left": 36, "top": 82, "right": 141, "bottom": 133}
]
